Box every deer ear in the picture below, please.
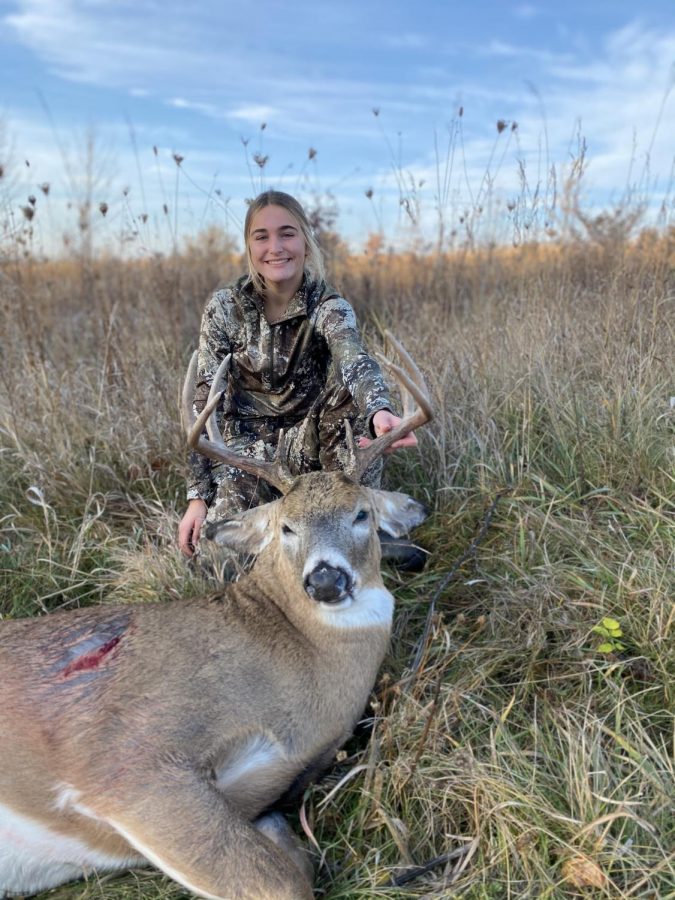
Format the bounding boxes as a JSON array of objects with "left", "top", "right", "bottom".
[
  {"left": 205, "top": 501, "right": 278, "bottom": 555},
  {"left": 368, "top": 489, "right": 428, "bottom": 538}
]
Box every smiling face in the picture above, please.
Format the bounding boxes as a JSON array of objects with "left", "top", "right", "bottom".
[{"left": 247, "top": 204, "right": 307, "bottom": 295}]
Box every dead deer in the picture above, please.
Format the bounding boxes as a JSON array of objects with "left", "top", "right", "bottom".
[{"left": 0, "top": 335, "right": 432, "bottom": 900}]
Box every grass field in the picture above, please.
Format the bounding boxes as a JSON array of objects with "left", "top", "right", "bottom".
[{"left": 0, "top": 226, "right": 673, "bottom": 898}]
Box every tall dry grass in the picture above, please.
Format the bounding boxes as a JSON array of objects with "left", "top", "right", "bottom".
[{"left": 0, "top": 225, "right": 673, "bottom": 898}]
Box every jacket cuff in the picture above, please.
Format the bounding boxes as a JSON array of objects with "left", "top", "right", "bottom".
[{"left": 186, "top": 486, "right": 215, "bottom": 507}]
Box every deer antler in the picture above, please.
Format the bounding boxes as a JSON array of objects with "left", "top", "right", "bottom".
[
  {"left": 344, "top": 332, "right": 433, "bottom": 483},
  {"left": 182, "top": 351, "right": 296, "bottom": 495}
]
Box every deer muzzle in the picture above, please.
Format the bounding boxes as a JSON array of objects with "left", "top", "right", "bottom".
[{"left": 303, "top": 563, "right": 352, "bottom": 605}]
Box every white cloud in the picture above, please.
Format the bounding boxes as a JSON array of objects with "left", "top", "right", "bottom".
[
  {"left": 480, "top": 39, "right": 574, "bottom": 66},
  {"left": 2, "top": 0, "right": 407, "bottom": 143},
  {"left": 167, "top": 98, "right": 223, "bottom": 119},
  {"left": 228, "top": 106, "right": 279, "bottom": 124},
  {"left": 351, "top": 20, "right": 675, "bottom": 243},
  {"left": 3, "top": 3, "right": 675, "bottom": 248},
  {"left": 541, "top": 26, "right": 675, "bottom": 176}
]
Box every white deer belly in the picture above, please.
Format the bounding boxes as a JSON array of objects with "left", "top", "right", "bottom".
[{"left": 0, "top": 801, "right": 143, "bottom": 896}]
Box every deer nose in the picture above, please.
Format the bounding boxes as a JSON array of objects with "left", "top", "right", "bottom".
[{"left": 304, "top": 563, "right": 351, "bottom": 604}]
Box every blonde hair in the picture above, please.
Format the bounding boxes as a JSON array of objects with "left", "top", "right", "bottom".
[{"left": 244, "top": 191, "right": 325, "bottom": 294}]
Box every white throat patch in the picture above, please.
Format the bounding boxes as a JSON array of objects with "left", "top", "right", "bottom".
[{"left": 316, "top": 585, "right": 394, "bottom": 629}]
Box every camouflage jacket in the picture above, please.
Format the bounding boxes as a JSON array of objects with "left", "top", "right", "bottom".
[{"left": 187, "top": 274, "right": 392, "bottom": 504}]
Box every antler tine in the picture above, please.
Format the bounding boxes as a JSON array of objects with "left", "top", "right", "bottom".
[
  {"left": 182, "top": 352, "right": 229, "bottom": 448},
  {"left": 384, "top": 330, "right": 426, "bottom": 390},
  {"left": 182, "top": 351, "right": 295, "bottom": 494},
  {"left": 375, "top": 359, "right": 432, "bottom": 418},
  {"left": 349, "top": 334, "right": 433, "bottom": 482},
  {"left": 181, "top": 351, "right": 203, "bottom": 436},
  {"left": 381, "top": 329, "right": 432, "bottom": 417},
  {"left": 205, "top": 354, "right": 231, "bottom": 445},
  {"left": 343, "top": 418, "right": 359, "bottom": 475}
]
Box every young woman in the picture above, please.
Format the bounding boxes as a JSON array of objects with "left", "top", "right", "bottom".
[{"left": 178, "top": 190, "right": 418, "bottom": 559}]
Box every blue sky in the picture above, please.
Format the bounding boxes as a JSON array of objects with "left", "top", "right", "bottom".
[{"left": 1, "top": 0, "right": 674, "bottom": 253}]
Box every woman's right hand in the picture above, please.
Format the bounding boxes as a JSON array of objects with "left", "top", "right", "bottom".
[{"left": 178, "top": 499, "right": 208, "bottom": 558}]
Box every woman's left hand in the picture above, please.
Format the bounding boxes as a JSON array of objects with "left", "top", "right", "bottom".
[{"left": 359, "top": 409, "right": 418, "bottom": 452}]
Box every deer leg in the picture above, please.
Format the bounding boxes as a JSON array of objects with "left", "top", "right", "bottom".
[
  {"left": 98, "top": 768, "right": 314, "bottom": 900},
  {"left": 254, "top": 811, "right": 314, "bottom": 885}
]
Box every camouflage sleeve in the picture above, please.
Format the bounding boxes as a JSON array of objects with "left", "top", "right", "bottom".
[
  {"left": 315, "top": 297, "right": 393, "bottom": 429},
  {"left": 186, "top": 290, "right": 234, "bottom": 505}
]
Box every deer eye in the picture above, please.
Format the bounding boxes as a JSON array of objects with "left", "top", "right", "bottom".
[
  {"left": 281, "top": 523, "right": 296, "bottom": 536},
  {"left": 354, "top": 509, "right": 369, "bottom": 524}
]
